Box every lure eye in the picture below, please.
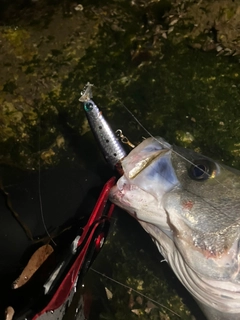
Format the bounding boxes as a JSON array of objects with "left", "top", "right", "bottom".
[
  {"left": 189, "top": 160, "right": 214, "bottom": 181},
  {"left": 84, "top": 102, "right": 93, "bottom": 112}
]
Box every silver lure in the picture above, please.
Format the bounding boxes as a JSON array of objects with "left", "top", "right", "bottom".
[{"left": 79, "top": 83, "right": 127, "bottom": 168}]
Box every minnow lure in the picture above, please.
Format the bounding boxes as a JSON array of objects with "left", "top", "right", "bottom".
[{"left": 79, "top": 83, "right": 127, "bottom": 171}]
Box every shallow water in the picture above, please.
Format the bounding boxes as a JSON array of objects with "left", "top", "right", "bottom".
[{"left": 1, "top": 0, "right": 240, "bottom": 319}]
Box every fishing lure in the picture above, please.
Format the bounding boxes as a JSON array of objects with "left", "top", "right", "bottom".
[{"left": 79, "top": 83, "right": 127, "bottom": 172}]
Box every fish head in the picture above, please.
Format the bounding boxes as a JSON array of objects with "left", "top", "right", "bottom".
[{"left": 110, "top": 136, "right": 240, "bottom": 315}]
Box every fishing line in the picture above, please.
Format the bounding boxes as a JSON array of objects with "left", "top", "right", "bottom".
[
  {"left": 111, "top": 94, "right": 234, "bottom": 197},
  {"left": 97, "top": 83, "right": 213, "bottom": 177},
  {"left": 90, "top": 267, "right": 182, "bottom": 318},
  {"left": 37, "top": 118, "right": 57, "bottom": 246},
  {"left": 115, "top": 97, "right": 210, "bottom": 174},
  {"left": 112, "top": 94, "right": 240, "bottom": 227}
]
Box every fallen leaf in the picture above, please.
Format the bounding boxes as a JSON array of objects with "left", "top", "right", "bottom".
[
  {"left": 131, "top": 309, "right": 141, "bottom": 316},
  {"left": 12, "top": 244, "right": 54, "bottom": 288},
  {"left": 5, "top": 306, "right": 14, "bottom": 320},
  {"left": 105, "top": 287, "right": 113, "bottom": 300}
]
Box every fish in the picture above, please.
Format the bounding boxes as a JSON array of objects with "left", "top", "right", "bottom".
[
  {"left": 79, "top": 84, "right": 240, "bottom": 319},
  {"left": 109, "top": 136, "right": 240, "bottom": 320}
]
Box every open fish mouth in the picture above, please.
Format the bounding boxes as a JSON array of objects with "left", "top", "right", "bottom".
[
  {"left": 110, "top": 136, "right": 240, "bottom": 317},
  {"left": 110, "top": 137, "right": 179, "bottom": 225}
]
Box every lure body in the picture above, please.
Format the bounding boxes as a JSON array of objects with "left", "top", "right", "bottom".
[{"left": 84, "top": 99, "right": 127, "bottom": 167}]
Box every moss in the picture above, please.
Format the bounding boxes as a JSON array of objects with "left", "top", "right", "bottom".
[
  {"left": 3, "top": 80, "right": 17, "bottom": 94},
  {"left": 2, "top": 28, "right": 36, "bottom": 60}
]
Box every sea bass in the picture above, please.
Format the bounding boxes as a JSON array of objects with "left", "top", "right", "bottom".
[{"left": 109, "top": 136, "right": 240, "bottom": 320}]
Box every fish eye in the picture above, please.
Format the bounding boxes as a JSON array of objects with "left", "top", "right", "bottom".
[{"left": 189, "top": 160, "right": 215, "bottom": 181}]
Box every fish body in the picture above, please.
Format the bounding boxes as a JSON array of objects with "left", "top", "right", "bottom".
[{"left": 109, "top": 136, "right": 240, "bottom": 320}]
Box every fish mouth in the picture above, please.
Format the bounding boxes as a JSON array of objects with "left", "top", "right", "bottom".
[
  {"left": 109, "top": 137, "right": 179, "bottom": 226},
  {"left": 110, "top": 148, "right": 170, "bottom": 206}
]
